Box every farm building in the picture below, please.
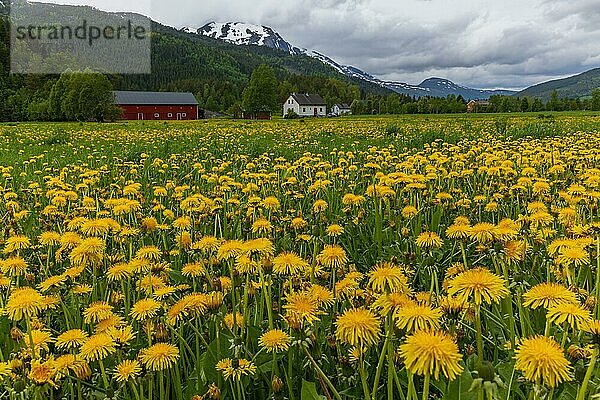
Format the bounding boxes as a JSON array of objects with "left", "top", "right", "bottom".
[
  {"left": 331, "top": 103, "right": 351, "bottom": 116},
  {"left": 283, "top": 93, "right": 326, "bottom": 117},
  {"left": 114, "top": 91, "right": 203, "bottom": 120},
  {"left": 467, "top": 99, "right": 490, "bottom": 113}
]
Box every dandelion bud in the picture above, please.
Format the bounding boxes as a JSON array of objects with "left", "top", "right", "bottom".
[
  {"left": 155, "top": 322, "right": 169, "bottom": 342},
  {"left": 567, "top": 344, "right": 591, "bottom": 360},
  {"left": 465, "top": 344, "right": 476, "bottom": 356},
  {"left": 207, "top": 383, "right": 220, "bottom": 400},
  {"left": 477, "top": 361, "right": 495, "bottom": 382},
  {"left": 326, "top": 334, "right": 337, "bottom": 348},
  {"left": 72, "top": 362, "right": 92, "bottom": 380},
  {"left": 584, "top": 296, "right": 596, "bottom": 311},
  {"left": 272, "top": 375, "right": 284, "bottom": 393},
  {"left": 10, "top": 326, "right": 24, "bottom": 341},
  {"left": 13, "top": 379, "right": 26, "bottom": 393},
  {"left": 9, "top": 358, "right": 23, "bottom": 372},
  {"left": 262, "top": 257, "right": 273, "bottom": 273},
  {"left": 111, "top": 291, "right": 124, "bottom": 305}
]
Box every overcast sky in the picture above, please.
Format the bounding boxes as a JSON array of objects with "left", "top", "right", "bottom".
[{"left": 38, "top": 0, "right": 600, "bottom": 90}]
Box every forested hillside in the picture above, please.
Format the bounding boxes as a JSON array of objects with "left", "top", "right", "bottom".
[
  {"left": 517, "top": 68, "right": 600, "bottom": 100},
  {"left": 0, "top": 3, "right": 388, "bottom": 121}
]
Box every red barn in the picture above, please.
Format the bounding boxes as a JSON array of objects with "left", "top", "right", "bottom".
[{"left": 114, "top": 91, "right": 203, "bottom": 120}]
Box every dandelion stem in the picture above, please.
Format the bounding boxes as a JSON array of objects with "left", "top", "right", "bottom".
[
  {"left": 475, "top": 304, "right": 484, "bottom": 367},
  {"left": 359, "top": 353, "right": 370, "bottom": 400},
  {"left": 421, "top": 374, "right": 430, "bottom": 400},
  {"left": 303, "top": 347, "right": 342, "bottom": 400},
  {"left": 576, "top": 347, "right": 597, "bottom": 400},
  {"left": 99, "top": 359, "right": 109, "bottom": 391}
]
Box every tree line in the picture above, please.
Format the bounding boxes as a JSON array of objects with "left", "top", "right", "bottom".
[{"left": 348, "top": 89, "right": 600, "bottom": 115}]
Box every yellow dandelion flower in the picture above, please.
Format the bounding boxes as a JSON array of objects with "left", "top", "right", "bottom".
[
  {"left": 523, "top": 283, "right": 578, "bottom": 310},
  {"left": 468, "top": 223, "right": 496, "bottom": 244},
  {"left": 56, "top": 329, "right": 88, "bottom": 350},
  {"left": 335, "top": 308, "right": 380, "bottom": 347},
  {"left": 79, "top": 333, "right": 116, "bottom": 361},
  {"left": 368, "top": 262, "right": 408, "bottom": 293},
  {"left": 399, "top": 329, "right": 463, "bottom": 380},
  {"left": 1, "top": 256, "right": 28, "bottom": 276},
  {"left": 326, "top": 224, "right": 344, "bottom": 237},
  {"left": 139, "top": 343, "right": 179, "bottom": 371},
  {"left": 547, "top": 302, "right": 591, "bottom": 330},
  {"left": 28, "top": 359, "right": 57, "bottom": 387},
  {"left": 83, "top": 301, "right": 114, "bottom": 324},
  {"left": 3, "top": 235, "right": 31, "bottom": 254},
  {"left": 216, "top": 358, "right": 257, "bottom": 381},
  {"left": 318, "top": 245, "right": 348, "bottom": 269},
  {"left": 224, "top": 312, "right": 244, "bottom": 330},
  {"left": 416, "top": 232, "right": 444, "bottom": 248},
  {"left": 448, "top": 267, "right": 509, "bottom": 305},
  {"left": 259, "top": 329, "right": 291, "bottom": 353},
  {"left": 114, "top": 360, "right": 142, "bottom": 382},
  {"left": 130, "top": 298, "right": 162, "bottom": 321},
  {"left": 272, "top": 252, "right": 309, "bottom": 275},
  {"left": 6, "top": 286, "right": 44, "bottom": 321},
  {"left": 556, "top": 246, "right": 589, "bottom": 268},
  {"left": 283, "top": 292, "right": 321, "bottom": 327},
  {"left": 181, "top": 262, "right": 206, "bottom": 278},
  {"left": 394, "top": 303, "right": 442, "bottom": 332},
  {"left": 38, "top": 274, "right": 67, "bottom": 293},
  {"left": 515, "top": 335, "right": 571, "bottom": 387}
]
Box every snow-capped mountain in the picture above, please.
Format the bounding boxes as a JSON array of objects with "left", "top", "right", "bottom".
[
  {"left": 188, "top": 21, "right": 515, "bottom": 99},
  {"left": 189, "top": 22, "right": 305, "bottom": 55}
]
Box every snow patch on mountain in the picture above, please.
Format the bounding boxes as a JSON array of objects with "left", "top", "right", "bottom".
[{"left": 193, "top": 22, "right": 305, "bottom": 55}]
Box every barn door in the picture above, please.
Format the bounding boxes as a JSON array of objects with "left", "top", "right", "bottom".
[
  {"left": 314, "top": 107, "right": 317, "bottom": 116},
  {"left": 137, "top": 113, "right": 144, "bottom": 120},
  {"left": 176, "top": 113, "right": 183, "bottom": 120}
]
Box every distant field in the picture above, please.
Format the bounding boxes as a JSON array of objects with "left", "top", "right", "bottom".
[
  {"left": 2, "top": 113, "right": 600, "bottom": 399},
  {"left": 2, "top": 112, "right": 600, "bottom": 167}
]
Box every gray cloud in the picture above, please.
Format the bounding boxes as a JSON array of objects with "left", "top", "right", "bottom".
[{"left": 40, "top": 0, "right": 600, "bottom": 90}]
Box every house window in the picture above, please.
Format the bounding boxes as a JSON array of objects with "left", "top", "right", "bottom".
[
  {"left": 168, "top": 113, "right": 173, "bottom": 117},
  {"left": 154, "top": 113, "right": 160, "bottom": 118},
  {"left": 303, "top": 107, "right": 306, "bottom": 112},
  {"left": 182, "top": 113, "right": 187, "bottom": 117},
  {"left": 320, "top": 108, "right": 323, "bottom": 112}
]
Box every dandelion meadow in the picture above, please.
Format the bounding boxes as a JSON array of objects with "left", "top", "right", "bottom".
[{"left": 2, "top": 113, "right": 600, "bottom": 399}]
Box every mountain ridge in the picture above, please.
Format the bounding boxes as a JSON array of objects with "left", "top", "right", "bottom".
[
  {"left": 517, "top": 68, "right": 600, "bottom": 100},
  {"left": 191, "top": 21, "right": 516, "bottom": 100}
]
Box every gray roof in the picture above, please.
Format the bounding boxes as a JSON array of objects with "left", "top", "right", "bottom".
[
  {"left": 114, "top": 91, "right": 198, "bottom": 105},
  {"left": 334, "top": 103, "right": 351, "bottom": 109},
  {"left": 291, "top": 93, "right": 326, "bottom": 105}
]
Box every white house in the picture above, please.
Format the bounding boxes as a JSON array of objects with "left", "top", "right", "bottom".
[
  {"left": 283, "top": 93, "right": 326, "bottom": 117},
  {"left": 331, "top": 103, "right": 351, "bottom": 116}
]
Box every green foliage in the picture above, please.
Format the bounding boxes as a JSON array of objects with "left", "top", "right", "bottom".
[
  {"left": 301, "top": 380, "right": 326, "bottom": 400},
  {"left": 284, "top": 108, "right": 300, "bottom": 119},
  {"left": 591, "top": 89, "right": 600, "bottom": 111},
  {"left": 43, "top": 130, "right": 69, "bottom": 146},
  {"left": 49, "top": 71, "right": 116, "bottom": 121},
  {"left": 242, "top": 64, "right": 278, "bottom": 116}
]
